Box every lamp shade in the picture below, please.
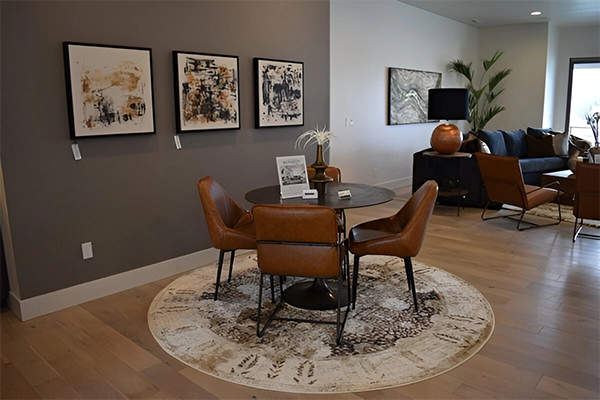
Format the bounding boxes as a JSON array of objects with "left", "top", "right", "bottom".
[{"left": 427, "top": 88, "right": 469, "bottom": 121}]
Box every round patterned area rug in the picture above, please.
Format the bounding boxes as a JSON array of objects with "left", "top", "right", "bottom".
[{"left": 148, "top": 254, "right": 494, "bottom": 394}]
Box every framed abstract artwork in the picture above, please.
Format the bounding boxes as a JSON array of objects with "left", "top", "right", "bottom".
[
  {"left": 388, "top": 67, "right": 441, "bottom": 125},
  {"left": 173, "top": 51, "right": 240, "bottom": 132},
  {"left": 63, "top": 42, "right": 155, "bottom": 138},
  {"left": 254, "top": 58, "right": 304, "bottom": 128}
]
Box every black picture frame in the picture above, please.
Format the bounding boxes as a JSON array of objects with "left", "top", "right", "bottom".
[
  {"left": 63, "top": 42, "right": 156, "bottom": 138},
  {"left": 173, "top": 51, "right": 241, "bottom": 133},
  {"left": 254, "top": 58, "right": 304, "bottom": 128}
]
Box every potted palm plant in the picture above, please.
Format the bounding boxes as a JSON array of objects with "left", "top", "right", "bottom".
[{"left": 448, "top": 50, "right": 512, "bottom": 132}]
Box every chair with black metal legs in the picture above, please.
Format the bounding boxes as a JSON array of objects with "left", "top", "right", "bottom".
[
  {"left": 253, "top": 204, "right": 351, "bottom": 345},
  {"left": 572, "top": 162, "right": 600, "bottom": 242},
  {"left": 197, "top": 176, "right": 256, "bottom": 300},
  {"left": 348, "top": 180, "right": 438, "bottom": 312},
  {"left": 475, "top": 153, "right": 562, "bottom": 231}
]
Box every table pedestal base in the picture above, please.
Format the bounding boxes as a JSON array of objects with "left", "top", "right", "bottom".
[{"left": 282, "top": 278, "right": 349, "bottom": 310}]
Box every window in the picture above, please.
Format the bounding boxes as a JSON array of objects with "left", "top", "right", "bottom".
[{"left": 565, "top": 57, "right": 600, "bottom": 145}]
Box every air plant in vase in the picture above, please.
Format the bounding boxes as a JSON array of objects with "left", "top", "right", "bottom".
[
  {"left": 295, "top": 125, "right": 335, "bottom": 188},
  {"left": 585, "top": 111, "right": 600, "bottom": 163},
  {"left": 585, "top": 111, "right": 599, "bottom": 147}
]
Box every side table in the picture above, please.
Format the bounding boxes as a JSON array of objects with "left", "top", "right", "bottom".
[
  {"left": 541, "top": 170, "right": 575, "bottom": 206},
  {"left": 423, "top": 151, "right": 472, "bottom": 216}
]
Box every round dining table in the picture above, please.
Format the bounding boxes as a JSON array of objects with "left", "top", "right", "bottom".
[
  {"left": 245, "top": 182, "right": 395, "bottom": 210},
  {"left": 245, "top": 182, "right": 396, "bottom": 310}
]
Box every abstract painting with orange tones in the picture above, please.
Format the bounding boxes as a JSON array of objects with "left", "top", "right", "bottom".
[
  {"left": 173, "top": 52, "right": 240, "bottom": 132},
  {"left": 63, "top": 42, "right": 155, "bottom": 138}
]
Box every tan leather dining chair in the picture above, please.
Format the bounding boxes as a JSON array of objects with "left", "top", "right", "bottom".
[
  {"left": 197, "top": 176, "right": 256, "bottom": 300},
  {"left": 475, "top": 153, "right": 562, "bottom": 230},
  {"left": 348, "top": 180, "right": 438, "bottom": 312},
  {"left": 572, "top": 162, "right": 600, "bottom": 242},
  {"left": 307, "top": 166, "right": 346, "bottom": 237},
  {"left": 253, "top": 204, "right": 350, "bottom": 345}
]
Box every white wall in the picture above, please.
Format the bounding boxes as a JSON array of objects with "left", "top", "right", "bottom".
[
  {"left": 330, "top": 0, "right": 478, "bottom": 188},
  {"left": 543, "top": 23, "right": 560, "bottom": 128},
  {"left": 552, "top": 25, "right": 600, "bottom": 132},
  {"left": 478, "top": 23, "right": 550, "bottom": 131}
]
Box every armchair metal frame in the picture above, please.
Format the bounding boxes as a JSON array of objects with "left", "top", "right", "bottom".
[
  {"left": 480, "top": 181, "right": 562, "bottom": 231},
  {"left": 476, "top": 153, "right": 562, "bottom": 231}
]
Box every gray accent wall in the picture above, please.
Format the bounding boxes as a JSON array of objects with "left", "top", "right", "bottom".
[{"left": 1, "top": 1, "right": 330, "bottom": 299}]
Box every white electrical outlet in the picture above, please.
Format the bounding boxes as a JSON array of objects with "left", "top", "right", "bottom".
[{"left": 81, "top": 242, "right": 93, "bottom": 260}]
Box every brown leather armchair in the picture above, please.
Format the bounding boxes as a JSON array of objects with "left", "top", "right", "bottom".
[
  {"left": 197, "top": 176, "right": 256, "bottom": 300},
  {"left": 573, "top": 162, "right": 600, "bottom": 242},
  {"left": 475, "top": 153, "right": 562, "bottom": 230},
  {"left": 348, "top": 180, "right": 438, "bottom": 312},
  {"left": 252, "top": 204, "right": 350, "bottom": 344}
]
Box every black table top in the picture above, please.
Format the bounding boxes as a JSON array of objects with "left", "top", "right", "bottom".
[{"left": 245, "top": 182, "right": 396, "bottom": 210}]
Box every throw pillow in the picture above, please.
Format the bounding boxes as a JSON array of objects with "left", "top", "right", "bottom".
[
  {"left": 502, "top": 129, "right": 528, "bottom": 158},
  {"left": 479, "top": 140, "right": 491, "bottom": 154},
  {"left": 475, "top": 129, "right": 508, "bottom": 155},
  {"left": 525, "top": 134, "right": 555, "bottom": 158},
  {"left": 526, "top": 127, "right": 553, "bottom": 139},
  {"left": 549, "top": 131, "right": 569, "bottom": 157},
  {"left": 459, "top": 133, "right": 481, "bottom": 153}
]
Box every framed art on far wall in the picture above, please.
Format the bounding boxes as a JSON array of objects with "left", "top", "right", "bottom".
[
  {"left": 254, "top": 58, "right": 304, "bottom": 128},
  {"left": 63, "top": 42, "right": 155, "bottom": 138},
  {"left": 388, "top": 67, "right": 441, "bottom": 125},
  {"left": 173, "top": 51, "right": 240, "bottom": 132}
]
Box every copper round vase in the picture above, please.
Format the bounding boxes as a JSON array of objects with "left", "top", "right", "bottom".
[{"left": 430, "top": 124, "right": 463, "bottom": 154}]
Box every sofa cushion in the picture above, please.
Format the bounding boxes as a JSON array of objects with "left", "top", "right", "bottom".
[
  {"left": 476, "top": 129, "right": 507, "bottom": 156},
  {"left": 550, "top": 131, "right": 569, "bottom": 157},
  {"left": 525, "top": 134, "right": 555, "bottom": 157},
  {"left": 527, "top": 127, "right": 553, "bottom": 139},
  {"left": 519, "top": 157, "right": 568, "bottom": 173},
  {"left": 502, "top": 129, "right": 528, "bottom": 158}
]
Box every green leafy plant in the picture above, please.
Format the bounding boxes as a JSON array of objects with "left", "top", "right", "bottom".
[{"left": 448, "top": 50, "right": 512, "bottom": 131}]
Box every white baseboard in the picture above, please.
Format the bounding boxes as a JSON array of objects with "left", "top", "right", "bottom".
[
  {"left": 377, "top": 176, "right": 411, "bottom": 190},
  {"left": 10, "top": 248, "right": 253, "bottom": 321}
]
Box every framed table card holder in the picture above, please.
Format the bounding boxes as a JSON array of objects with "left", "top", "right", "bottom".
[{"left": 276, "top": 155, "right": 309, "bottom": 199}]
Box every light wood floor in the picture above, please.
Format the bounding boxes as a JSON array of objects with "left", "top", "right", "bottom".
[{"left": 2, "top": 186, "right": 599, "bottom": 399}]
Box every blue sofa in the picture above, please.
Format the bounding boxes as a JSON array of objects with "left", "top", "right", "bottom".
[{"left": 476, "top": 128, "right": 568, "bottom": 186}]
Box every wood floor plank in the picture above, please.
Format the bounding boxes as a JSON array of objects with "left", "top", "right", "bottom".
[
  {"left": 1, "top": 361, "right": 42, "bottom": 400},
  {"left": 1, "top": 337, "right": 58, "bottom": 387},
  {"left": 34, "top": 377, "right": 81, "bottom": 399},
  {"left": 536, "top": 375, "right": 600, "bottom": 399}
]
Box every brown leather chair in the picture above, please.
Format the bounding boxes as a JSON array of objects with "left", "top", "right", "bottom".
[
  {"left": 572, "top": 162, "right": 600, "bottom": 242},
  {"left": 197, "top": 176, "right": 256, "bottom": 300},
  {"left": 475, "top": 153, "right": 562, "bottom": 230},
  {"left": 253, "top": 204, "right": 350, "bottom": 344},
  {"left": 348, "top": 180, "right": 438, "bottom": 312},
  {"left": 307, "top": 166, "right": 341, "bottom": 183},
  {"left": 307, "top": 166, "right": 346, "bottom": 237}
]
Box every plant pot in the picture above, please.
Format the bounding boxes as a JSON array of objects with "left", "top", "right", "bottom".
[{"left": 588, "top": 145, "right": 600, "bottom": 164}]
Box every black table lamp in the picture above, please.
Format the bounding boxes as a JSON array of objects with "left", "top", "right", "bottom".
[{"left": 427, "top": 88, "right": 469, "bottom": 154}]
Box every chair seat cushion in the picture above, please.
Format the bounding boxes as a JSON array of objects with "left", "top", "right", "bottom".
[
  {"left": 349, "top": 226, "right": 411, "bottom": 258},
  {"left": 524, "top": 184, "right": 559, "bottom": 209}
]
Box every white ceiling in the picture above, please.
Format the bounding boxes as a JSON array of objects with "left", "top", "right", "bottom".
[{"left": 399, "top": 0, "right": 600, "bottom": 28}]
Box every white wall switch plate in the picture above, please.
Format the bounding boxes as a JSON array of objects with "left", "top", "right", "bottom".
[{"left": 81, "top": 242, "right": 93, "bottom": 259}]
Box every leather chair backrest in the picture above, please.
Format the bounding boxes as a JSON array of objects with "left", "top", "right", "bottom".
[
  {"left": 197, "top": 176, "right": 250, "bottom": 249},
  {"left": 253, "top": 204, "right": 341, "bottom": 278},
  {"left": 574, "top": 162, "right": 600, "bottom": 220},
  {"left": 392, "top": 180, "right": 438, "bottom": 257},
  {"left": 307, "top": 166, "right": 341, "bottom": 182},
  {"left": 476, "top": 153, "right": 528, "bottom": 208}
]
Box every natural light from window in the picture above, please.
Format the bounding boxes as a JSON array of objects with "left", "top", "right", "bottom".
[{"left": 567, "top": 61, "right": 600, "bottom": 145}]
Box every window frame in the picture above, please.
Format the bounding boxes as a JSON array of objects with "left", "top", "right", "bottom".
[{"left": 564, "top": 56, "right": 600, "bottom": 134}]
